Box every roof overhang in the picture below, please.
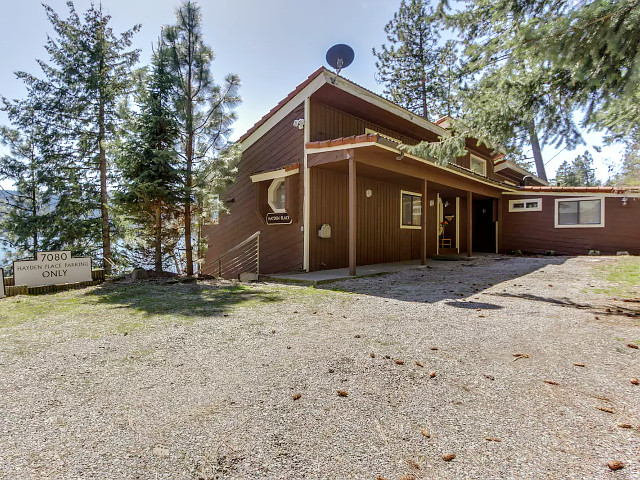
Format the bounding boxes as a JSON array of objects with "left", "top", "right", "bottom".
[
  {"left": 494, "top": 160, "right": 548, "bottom": 186},
  {"left": 239, "top": 68, "right": 450, "bottom": 151},
  {"left": 306, "top": 134, "right": 518, "bottom": 194},
  {"left": 250, "top": 162, "right": 300, "bottom": 183}
]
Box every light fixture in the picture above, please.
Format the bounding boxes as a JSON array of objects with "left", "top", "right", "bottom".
[
  {"left": 366, "top": 189, "right": 372, "bottom": 198},
  {"left": 444, "top": 201, "right": 450, "bottom": 208},
  {"left": 621, "top": 196, "right": 628, "bottom": 206}
]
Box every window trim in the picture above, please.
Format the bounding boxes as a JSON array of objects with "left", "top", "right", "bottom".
[
  {"left": 508, "top": 198, "right": 542, "bottom": 212},
  {"left": 400, "top": 190, "right": 422, "bottom": 230},
  {"left": 554, "top": 196, "right": 605, "bottom": 228},
  {"left": 470, "top": 154, "right": 487, "bottom": 177},
  {"left": 268, "top": 177, "right": 287, "bottom": 213}
]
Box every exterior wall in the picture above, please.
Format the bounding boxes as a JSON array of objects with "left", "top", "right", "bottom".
[
  {"left": 501, "top": 195, "right": 640, "bottom": 255},
  {"left": 310, "top": 101, "right": 420, "bottom": 145},
  {"left": 203, "top": 103, "right": 306, "bottom": 277},
  {"left": 309, "top": 168, "right": 423, "bottom": 270}
]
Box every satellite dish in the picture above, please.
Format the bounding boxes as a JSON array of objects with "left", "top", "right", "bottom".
[{"left": 326, "top": 44, "right": 355, "bottom": 77}]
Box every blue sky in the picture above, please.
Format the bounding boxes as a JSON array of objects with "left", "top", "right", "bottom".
[{"left": 0, "top": 0, "right": 623, "bottom": 189}]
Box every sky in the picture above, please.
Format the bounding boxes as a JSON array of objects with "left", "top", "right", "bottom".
[{"left": 0, "top": 0, "right": 624, "bottom": 190}]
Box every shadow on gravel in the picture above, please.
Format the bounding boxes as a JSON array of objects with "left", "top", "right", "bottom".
[
  {"left": 494, "top": 292, "right": 640, "bottom": 317},
  {"left": 85, "top": 282, "right": 282, "bottom": 317},
  {"left": 319, "top": 255, "right": 570, "bottom": 304}
]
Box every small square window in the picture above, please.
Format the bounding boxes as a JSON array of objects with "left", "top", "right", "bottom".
[
  {"left": 508, "top": 198, "right": 542, "bottom": 212},
  {"left": 470, "top": 155, "right": 487, "bottom": 176},
  {"left": 401, "top": 191, "right": 422, "bottom": 229}
]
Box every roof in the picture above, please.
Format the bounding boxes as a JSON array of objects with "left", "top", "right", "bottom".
[
  {"left": 306, "top": 134, "right": 517, "bottom": 191},
  {"left": 238, "top": 67, "right": 325, "bottom": 143},
  {"left": 519, "top": 186, "right": 639, "bottom": 194},
  {"left": 238, "top": 67, "right": 449, "bottom": 145}
]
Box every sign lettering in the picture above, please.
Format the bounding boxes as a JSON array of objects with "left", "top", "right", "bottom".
[
  {"left": 13, "top": 251, "right": 92, "bottom": 287},
  {"left": 266, "top": 212, "right": 292, "bottom": 225}
]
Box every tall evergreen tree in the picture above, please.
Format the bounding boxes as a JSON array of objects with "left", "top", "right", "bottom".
[
  {"left": 554, "top": 151, "right": 600, "bottom": 186},
  {"left": 13, "top": 2, "right": 140, "bottom": 272},
  {"left": 373, "top": 0, "right": 460, "bottom": 121},
  {"left": 114, "top": 43, "right": 182, "bottom": 273},
  {"left": 162, "top": 1, "right": 240, "bottom": 276}
]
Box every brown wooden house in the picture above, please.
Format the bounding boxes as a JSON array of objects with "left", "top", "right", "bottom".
[{"left": 202, "top": 68, "right": 640, "bottom": 278}]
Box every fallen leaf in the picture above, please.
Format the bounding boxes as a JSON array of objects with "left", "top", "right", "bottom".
[
  {"left": 354, "top": 334, "right": 361, "bottom": 338},
  {"left": 617, "top": 423, "right": 632, "bottom": 429},
  {"left": 337, "top": 390, "right": 348, "bottom": 397},
  {"left": 430, "top": 347, "right": 439, "bottom": 351},
  {"left": 376, "top": 476, "right": 389, "bottom": 480},
  {"left": 384, "top": 355, "right": 391, "bottom": 359},
  {"left": 607, "top": 460, "right": 624, "bottom": 471},
  {"left": 399, "top": 475, "right": 415, "bottom": 480},
  {"left": 512, "top": 353, "right": 530, "bottom": 361},
  {"left": 286, "top": 346, "right": 291, "bottom": 349},
  {"left": 442, "top": 453, "right": 456, "bottom": 461},
  {"left": 370, "top": 352, "right": 376, "bottom": 358},
  {"left": 485, "top": 437, "right": 501, "bottom": 442},
  {"left": 544, "top": 380, "right": 559, "bottom": 385},
  {"left": 484, "top": 374, "right": 495, "bottom": 381},
  {"left": 395, "top": 359, "right": 405, "bottom": 365},
  {"left": 627, "top": 343, "right": 639, "bottom": 349},
  {"left": 430, "top": 371, "right": 437, "bottom": 378},
  {"left": 328, "top": 368, "right": 335, "bottom": 373},
  {"left": 415, "top": 361, "right": 424, "bottom": 367},
  {"left": 597, "top": 406, "right": 615, "bottom": 414},
  {"left": 420, "top": 428, "right": 430, "bottom": 438},
  {"left": 407, "top": 459, "right": 421, "bottom": 470},
  {"left": 271, "top": 329, "right": 276, "bottom": 334},
  {"left": 594, "top": 315, "right": 599, "bottom": 319},
  {"left": 630, "top": 378, "right": 639, "bottom": 385},
  {"left": 292, "top": 393, "right": 301, "bottom": 400},
  {"left": 293, "top": 311, "right": 298, "bottom": 313},
  {"left": 573, "top": 363, "right": 586, "bottom": 367}
]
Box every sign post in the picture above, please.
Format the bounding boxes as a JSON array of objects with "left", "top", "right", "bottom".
[
  {"left": 0, "top": 268, "right": 5, "bottom": 299},
  {"left": 13, "top": 251, "right": 92, "bottom": 288}
]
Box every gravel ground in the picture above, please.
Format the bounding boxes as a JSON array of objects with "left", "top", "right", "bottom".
[{"left": 0, "top": 255, "right": 639, "bottom": 479}]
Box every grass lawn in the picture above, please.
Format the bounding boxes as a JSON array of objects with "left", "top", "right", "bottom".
[{"left": 593, "top": 256, "right": 640, "bottom": 297}]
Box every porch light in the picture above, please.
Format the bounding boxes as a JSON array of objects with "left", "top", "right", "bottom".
[{"left": 621, "top": 197, "right": 628, "bottom": 206}]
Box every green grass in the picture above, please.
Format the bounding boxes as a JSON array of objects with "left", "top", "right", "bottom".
[{"left": 592, "top": 257, "right": 640, "bottom": 297}]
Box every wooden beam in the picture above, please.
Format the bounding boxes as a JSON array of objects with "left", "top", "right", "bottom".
[
  {"left": 421, "top": 179, "right": 428, "bottom": 264},
  {"left": 348, "top": 157, "right": 357, "bottom": 276},
  {"left": 467, "top": 191, "right": 473, "bottom": 257}
]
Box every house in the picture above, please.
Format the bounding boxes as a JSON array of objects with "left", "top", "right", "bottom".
[{"left": 202, "top": 67, "right": 639, "bottom": 278}]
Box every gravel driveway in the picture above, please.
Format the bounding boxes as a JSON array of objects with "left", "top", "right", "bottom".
[{"left": 0, "top": 255, "right": 638, "bottom": 479}]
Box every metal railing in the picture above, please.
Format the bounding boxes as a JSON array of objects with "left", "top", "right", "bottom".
[{"left": 199, "top": 231, "right": 260, "bottom": 278}]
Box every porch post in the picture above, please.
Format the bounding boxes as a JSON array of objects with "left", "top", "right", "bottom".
[
  {"left": 348, "top": 156, "right": 357, "bottom": 276},
  {"left": 467, "top": 191, "right": 473, "bottom": 257},
  {"left": 421, "top": 179, "right": 428, "bottom": 264}
]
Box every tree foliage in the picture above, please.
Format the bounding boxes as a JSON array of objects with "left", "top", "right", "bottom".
[
  {"left": 373, "top": 0, "right": 461, "bottom": 121},
  {"left": 553, "top": 151, "right": 600, "bottom": 187},
  {"left": 161, "top": 1, "right": 241, "bottom": 275}
]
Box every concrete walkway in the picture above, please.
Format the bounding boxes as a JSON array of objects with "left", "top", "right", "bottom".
[{"left": 266, "top": 260, "right": 428, "bottom": 285}]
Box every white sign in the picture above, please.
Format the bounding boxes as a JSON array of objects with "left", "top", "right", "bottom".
[
  {"left": 0, "top": 268, "right": 5, "bottom": 299},
  {"left": 13, "top": 251, "right": 92, "bottom": 287}
]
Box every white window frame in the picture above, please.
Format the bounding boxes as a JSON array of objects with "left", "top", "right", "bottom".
[
  {"left": 268, "top": 177, "right": 287, "bottom": 213},
  {"left": 508, "top": 198, "right": 542, "bottom": 212},
  {"left": 554, "top": 197, "right": 605, "bottom": 229},
  {"left": 470, "top": 154, "right": 487, "bottom": 177},
  {"left": 400, "top": 190, "right": 422, "bottom": 230}
]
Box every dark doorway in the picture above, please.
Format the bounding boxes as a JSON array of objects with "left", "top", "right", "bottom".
[{"left": 473, "top": 199, "right": 496, "bottom": 253}]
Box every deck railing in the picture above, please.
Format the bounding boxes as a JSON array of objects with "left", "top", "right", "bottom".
[{"left": 199, "top": 231, "right": 260, "bottom": 279}]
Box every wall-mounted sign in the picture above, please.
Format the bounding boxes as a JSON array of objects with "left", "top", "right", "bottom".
[
  {"left": 13, "top": 251, "right": 92, "bottom": 288},
  {"left": 266, "top": 212, "right": 292, "bottom": 225},
  {"left": 0, "top": 268, "right": 5, "bottom": 299}
]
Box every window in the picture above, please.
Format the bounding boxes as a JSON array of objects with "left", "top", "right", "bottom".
[
  {"left": 400, "top": 191, "right": 422, "bottom": 229},
  {"left": 508, "top": 198, "right": 542, "bottom": 212},
  {"left": 268, "top": 178, "right": 286, "bottom": 213},
  {"left": 554, "top": 197, "right": 604, "bottom": 228},
  {"left": 470, "top": 155, "right": 487, "bottom": 176}
]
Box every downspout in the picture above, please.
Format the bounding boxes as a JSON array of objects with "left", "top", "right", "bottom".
[{"left": 303, "top": 97, "right": 311, "bottom": 271}]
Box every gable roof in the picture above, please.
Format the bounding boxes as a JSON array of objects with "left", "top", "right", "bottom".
[{"left": 238, "top": 67, "right": 449, "bottom": 149}]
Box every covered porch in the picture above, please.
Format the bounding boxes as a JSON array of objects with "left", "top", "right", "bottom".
[{"left": 306, "top": 135, "right": 512, "bottom": 275}]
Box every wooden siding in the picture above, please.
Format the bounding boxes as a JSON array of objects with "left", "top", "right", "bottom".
[
  {"left": 203, "top": 103, "right": 305, "bottom": 277},
  {"left": 500, "top": 195, "right": 640, "bottom": 255},
  {"left": 310, "top": 102, "right": 420, "bottom": 146},
  {"left": 310, "top": 167, "right": 425, "bottom": 270}
]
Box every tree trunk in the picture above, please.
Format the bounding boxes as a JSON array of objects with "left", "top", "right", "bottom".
[
  {"left": 155, "top": 202, "right": 163, "bottom": 273},
  {"left": 99, "top": 98, "right": 112, "bottom": 275},
  {"left": 528, "top": 121, "right": 548, "bottom": 182},
  {"left": 184, "top": 23, "right": 194, "bottom": 276}
]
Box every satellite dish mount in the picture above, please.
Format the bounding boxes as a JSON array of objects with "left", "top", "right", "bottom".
[{"left": 326, "top": 44, "right": 355, "bottom": 84}]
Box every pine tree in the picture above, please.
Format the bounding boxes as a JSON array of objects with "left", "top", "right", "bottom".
[
  {"left": 13, "top": 2, "right": 140, "bottom": 272},
  {"left": 114, "top": 43, "right": 182, "bottom": 273},
  {"left": 608, "top": 136, "right": 640, "bottom": 186},
  {"left": 554, "top": 151, "right": 600, "bottom": 186},
  {"left": 373, "top": 0, "right": 460, "bottom": 121},
  {"left": 162, "top": 1, "right": 241, "bottom": 276}
]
